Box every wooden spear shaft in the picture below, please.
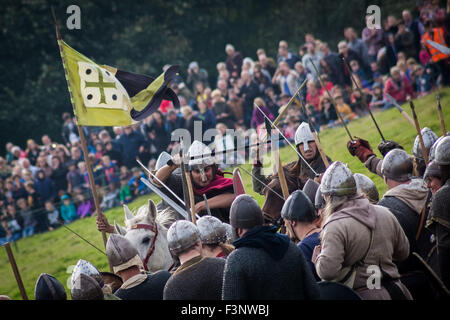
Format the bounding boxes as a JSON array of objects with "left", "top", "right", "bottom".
[
  {"left": 409, "top": 100, "right": 429, "bottom": 165},
  {"left": 3, "top": 243, "right": 28, "bottom": 300},
  {"left": 77, "top": 126, "right": 114, "bottom": 273},
  {"left": 436, "top": 93, "right": 447, "bottom": 136}
]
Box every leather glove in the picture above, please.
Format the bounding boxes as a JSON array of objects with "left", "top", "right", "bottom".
[
  {"left": 377, "top": 140, "right": 404, "bottom": 157},
  {"left": 347, "top": 138, "right": 375, "bottom": 163}
]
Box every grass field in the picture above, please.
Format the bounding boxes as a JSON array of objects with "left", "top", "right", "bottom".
[{"left": 1, "top": 89, "right": 450, "bottom": 300}]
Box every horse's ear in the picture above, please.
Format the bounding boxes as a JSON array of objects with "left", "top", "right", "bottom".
[
  {"left": 146, "top": 199, "right": 157, "bottom": 223},
  {"left": 123, "top": 204, "right": 134, "bottom": 221},
  {"left": 114, "top": 221, "right": 127, "bottom": 236}
]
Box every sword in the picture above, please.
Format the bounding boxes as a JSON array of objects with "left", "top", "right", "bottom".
[
  {"left": 136, "top": 159, "right": 186, "bottom": 208},
  {"left": 384, "top": 93, "right": 416, "bottom": 127},
  {"left": 140, "top": 177, "right": 190, "bottom": 220}
]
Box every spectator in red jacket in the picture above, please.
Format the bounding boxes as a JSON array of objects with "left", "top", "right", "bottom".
[{"left": 383, "top": 66, "right": 414, "bottom": 103}]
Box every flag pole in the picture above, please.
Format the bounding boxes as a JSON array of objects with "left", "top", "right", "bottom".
[{"left": 51, "top": 8, "right": 113, "bottom": 272}]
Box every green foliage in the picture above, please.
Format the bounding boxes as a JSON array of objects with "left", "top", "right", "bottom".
[{"left": 1, "top": 88, "right": 449, "bottom": 299}]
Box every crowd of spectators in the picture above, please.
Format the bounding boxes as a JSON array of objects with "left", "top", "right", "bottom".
[{"left": 1, "top": 1, "right": 450, "bottom": 243}]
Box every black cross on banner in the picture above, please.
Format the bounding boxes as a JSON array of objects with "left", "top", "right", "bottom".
[{"left": 85, "top": 67, "right": 117, "bottom": 104}]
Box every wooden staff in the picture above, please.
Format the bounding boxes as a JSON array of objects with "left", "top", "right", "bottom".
[
  {"left": 309, "top": 120, "right": 330, "bottom": 168},
  {"left": 52, "top": 8, "right": 112, "bottom": 272},
  {"left": 2, "top": 243, "right": 28, "bottom": 300},
  {"left": 436, "top": 92, "right": 447, "bottom": 136},
  {"left": 179, "top": 138, "right": 197, "bottom": 224},
  {"left": 409, "top": 99, "right": 429, "bottom": 165},
  {"left": 184, "top": 169, "right": 197, "bottom": 224},
  {"left": 265, "top": 117, "right": 291, "bottom": 237}
]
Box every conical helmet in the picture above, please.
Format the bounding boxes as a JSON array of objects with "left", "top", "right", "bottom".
[
  {"left": 320, "top": 161, "right": 357, "bottom": 197},
  {"left": 106, "top": 234, "right": 143, "bottom": 274},
  {"left": 381, "top": 149, "right": 413, "bottom": 182},
  {"left": 167, "top": 220, "right": 201, "bottom": 256},
  {"left": 353, "top": 173, "right": 379, "bottom": 203},
  {"left": 222, "top": 223, "right": 233, "bottom": 243},
  {"left": 435, "top": 136, "right": 450, "bottom": 165},
  {"left": 187, "top": 140, "right": 215, "bottom": 168},
  {"left": 197, "top": 215, "right": 227, "bottom": 245},
  {"left": 281, "top": 190, "right": 317, "bottom": 222},
  {"left": 302, "top": 179, "right": 320, "bottom": 204},
  {"left": 424, "top": 160, "right": 441, "bottom": 182},
  {"left": 229, "top": 194, "right": 263, "bottom": 229},
  {"left": 315, "top": 188, "right": 325, "bottom": 210},
  {"left": 295, "top": 122, "right": 315, "bottom": 151},
  {"left": 34, "top": 273, "right": 67, "bottom": 300},
  {"left": 71, "top": 274, "right": 104, "bottom": 300},
  {"left": 429, "top": 133, "right": 449, "bottom": 161},
  {"left": 412, "top": 127, "right": 438, "bottom": 160},
  {"left": 71, "top": 259, "right": 104, "bottom": 290}
]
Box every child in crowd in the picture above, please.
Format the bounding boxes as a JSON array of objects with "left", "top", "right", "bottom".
[
  {"left": 66, "top": 160, "right": 84, "bottom": 194},
  {"left": 333, "top": 94, "right": 358, "bottom": 122},
  {"left": 319, "top": 96, "right": 338, "bottom": 129},
  {"left": 44, "top": 200, "right": 61, "bottom": 230},
  {"left": 120, "top": 166, "right": 131, "bottom": 181},
  {"left": 76, "top": 194, "right": 94, "bottom": 219},
  {"left": 94, "top": 142, "right": 104, "bottom": 160},
  {"left": 5, "top": 203, "right": 22, "bottom": 241},
  {"left": 120, "top": 176, "right": 132, "bottom": 205},
  {"left": 306, "top": 80, "right": 321, "bottom": 112},
  {"left": 17, "top": 197, "right": 36, "bottom": 238},
  {"left": 102, "top": 154, "right": 119, "bottom": 185},
  {"left": 128, "top": 168, "right": 147, "bottom": 197},
  {"left": 349, "top": 60, "right": 371, "bottom": 88},
  {"left": 60, "top": 194, "right": 77, "bottom": 224},
  {"left": 370, "top": 83, "right": 390, "bottom": 109},
  {"left": 101, "top": 182, "right": 121, "bottom": 211},
  {"left": 414, "top": 64, "right": 432, "bottom": 97}
]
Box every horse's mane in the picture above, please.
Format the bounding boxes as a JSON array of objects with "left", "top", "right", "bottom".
[{"left": 124, "top": 204, "right": 174, "bottom": 231}]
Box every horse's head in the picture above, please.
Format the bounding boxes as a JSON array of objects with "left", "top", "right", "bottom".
[{"left": 116, "top": 200, "right": 173, "bottom": 273}]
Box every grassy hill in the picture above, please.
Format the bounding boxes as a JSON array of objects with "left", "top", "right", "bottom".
[{"left": 1, "top": 89, "right": 450, "bottom": 299}]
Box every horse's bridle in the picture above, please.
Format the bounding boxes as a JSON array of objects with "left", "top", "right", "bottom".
[{"left": 130, "top": 223, "right": 158, "bottom": 272}]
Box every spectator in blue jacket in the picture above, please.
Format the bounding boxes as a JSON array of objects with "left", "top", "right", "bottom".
[
  {"left": 60, "top": 194, "right": 78, "bottom": 224},
  {"left": 34, "top": 170, "right": 56, "bottom": 202},
  {"left": 117, "top": 126, "right": 146, "bottom": 169},
  {"left": 128, "top": 168, "right": 148, "bottom": 197}
]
